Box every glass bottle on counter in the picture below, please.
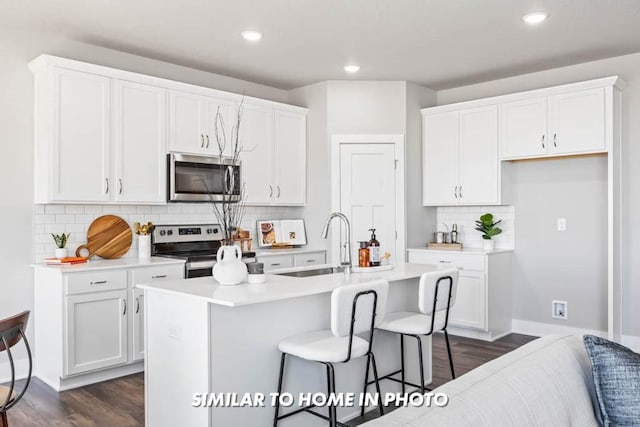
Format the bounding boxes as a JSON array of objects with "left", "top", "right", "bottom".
[
  {"left": 368, "top": 228, "right": 381, "bottom": 267},
  {"left": 358, "top": 242, "right": 370, "bottom": 268}
]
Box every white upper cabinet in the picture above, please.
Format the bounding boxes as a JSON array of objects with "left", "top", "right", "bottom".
[
  {"left": 49, "top": 68, "right": 111, "bottom": 203},
  {"left": 423, "top": 105, "right": 500, "bottom": 206},
  {"left": 500, "top": 86, "right": 608, "bottom": 159},
  {"left": 114, "top": 80, "right": 166, "bottom": 203},
  {"left": 240, "top": 103, "right": 275, "bottom": 204},
  {"left": 274, "top": 110, "right": 307, "bottom": 204},
  {"left": 499, "top": 97, "right": 547, "bottom": 159},
  {"left": 423, "top": 111, "right": 459, "bottom": 205},
  {"left": 458, "top": 106, "right": 499, "bottom": 204},
  {"left": 549, "top": 88, "right": 605, "bottom": 155},
  {"left": 240, "top": 103, "right": 307, "bottom": 205},
  {"left": 168, "top": 90, "right": 233, "bottom": 156},
  {"left": 29, "top": 55, "right": 308, "bottom": 205}
]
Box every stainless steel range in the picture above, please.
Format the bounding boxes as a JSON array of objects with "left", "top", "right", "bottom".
[{"left": 152, "top": 224, "right": 256, "bottom": 278}]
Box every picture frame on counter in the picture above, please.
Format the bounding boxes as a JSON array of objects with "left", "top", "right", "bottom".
[{"left": 256, "top": 219, "right": 307, "bottom": 247}]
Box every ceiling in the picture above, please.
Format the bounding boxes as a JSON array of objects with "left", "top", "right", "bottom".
[{"left": 4, "top": 0, "right": 640, "bottom": 90}]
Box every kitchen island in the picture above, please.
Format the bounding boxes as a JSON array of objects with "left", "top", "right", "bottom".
[{"left": 139, "top": 263, "right": 442, "bottom": 427}]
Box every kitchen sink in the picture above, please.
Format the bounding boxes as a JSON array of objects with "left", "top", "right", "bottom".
[{"left": 276, "top": 267, "right": 343, "bottom": 278}]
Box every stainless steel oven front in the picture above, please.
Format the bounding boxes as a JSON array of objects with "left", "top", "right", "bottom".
[{"left": 168, "top": 153, "right": 241, "bottom": 202}]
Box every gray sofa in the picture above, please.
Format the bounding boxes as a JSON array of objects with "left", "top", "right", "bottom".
[{"left": 362, "top": 335, "right": 601, "bottom": 427}]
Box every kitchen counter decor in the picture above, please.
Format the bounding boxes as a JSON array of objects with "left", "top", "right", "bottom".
[
  {"left": 134, "top": 221, "right": 154, "bottom": 259},
  {"left": 475, "top": 213, "right": 502, "bottom": 251},
  {"left": 51, "top": 232, "right": 70, "bottom": 258}
]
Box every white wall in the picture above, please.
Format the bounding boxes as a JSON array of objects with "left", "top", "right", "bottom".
[
  {"left": 405, "top": 82, "right": 437, "bottom": 250},
  {"left": 438, "top": 52, "right": 640, "bottom": 337},
  {"left": 0, "top": 29, "right": 291, "bottom": 374}
]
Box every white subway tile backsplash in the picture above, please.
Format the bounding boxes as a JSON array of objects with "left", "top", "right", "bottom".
[
  {"left": 33, "top": 204, "right": 297, "bottom": 262},
  {"left": 436, "top": 205, "right": 515, "bottom": 250}
]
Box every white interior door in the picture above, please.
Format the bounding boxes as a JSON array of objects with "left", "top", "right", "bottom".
[{"left": 339, "top": 143, "right": 396, "bottom": 264}]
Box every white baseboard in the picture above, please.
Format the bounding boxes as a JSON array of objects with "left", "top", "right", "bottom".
[
  {"left": 511, "top": 319, "right": 640, "bottom": 352},
  {"left": 511, "top": 319, "right": 607, "bottom": 338},
  {"left": 0, "top": 357, "right": 30, "bottom": 383}
]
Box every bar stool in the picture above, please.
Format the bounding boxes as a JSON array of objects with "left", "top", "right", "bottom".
[
  {"left": 375, "top": 268, "right": 459, "bottom": 398},
  {"left": 273, "top": 280, "right": 389, "bottom": 427},
  {"left": 1, "top": 311, "right": 32, "bottom": 427}
]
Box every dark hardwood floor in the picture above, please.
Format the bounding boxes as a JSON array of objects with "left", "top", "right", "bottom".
[{"left": 4, "top": 333, "right": 536, "bottom": 426}]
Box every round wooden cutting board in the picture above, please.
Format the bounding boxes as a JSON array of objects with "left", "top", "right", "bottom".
[{"left": 76, "top": 215, "right": 133, "bottom": 259}]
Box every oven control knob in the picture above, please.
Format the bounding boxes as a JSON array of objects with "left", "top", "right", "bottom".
[
  {"left": 159, "top": 230, "right": 166, "bottom": 236},
  {"left": 213, "top": 228, "right": 219, "bottom": 234},
  {"left": 167, "top": 230, "right": 173, "bottom": 236}
]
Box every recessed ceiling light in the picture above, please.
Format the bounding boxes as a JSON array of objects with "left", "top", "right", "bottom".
[
  {"left": 344, "top": 64, "right": 360, "bottom": 73},
  {"left": 241, "top": 30, "right": 263, "bottom": 42},
  {"left": 522, "top": 12, "right": 548, "bottom": 24}
]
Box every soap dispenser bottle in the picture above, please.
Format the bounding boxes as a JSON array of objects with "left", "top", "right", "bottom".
[{"left": 368, "top": 228, "right": 381, "bottom": 267}]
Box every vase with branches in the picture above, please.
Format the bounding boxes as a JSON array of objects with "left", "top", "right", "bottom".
[{"left": 210, "top": 99, "right": 248, "bottom": 244}]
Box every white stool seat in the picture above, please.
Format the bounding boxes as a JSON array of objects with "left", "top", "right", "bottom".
[
  {"left": 378, "top": 311, "right": 448, "bottom": 335},
  {"left": 278, "top": 329, "right": 369, "bottom": 363}
]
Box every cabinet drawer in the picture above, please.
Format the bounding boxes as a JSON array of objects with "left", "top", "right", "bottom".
[
  {"left": 408, "top": 251, "right": 485, "bottom": 271},
  {"left": 65, "top": 270, "right": 127, "bottom": 295},
  {"left": 259, "top": 255, "right": 294, "bottom": 272},
  {"left": 294, "top": 252, "right": 326, "bottom": 267},
  {"left": 130, "top": 265, "right": 183, "bottom": 286}
]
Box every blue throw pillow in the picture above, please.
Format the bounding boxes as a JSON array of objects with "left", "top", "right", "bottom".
[{"left": 583, "top": 335, "right": 640, "bottom": 426}]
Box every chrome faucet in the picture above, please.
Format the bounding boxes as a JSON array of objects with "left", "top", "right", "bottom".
[{"left": 321, "top": 212, "right": 352, "bottom": 274}]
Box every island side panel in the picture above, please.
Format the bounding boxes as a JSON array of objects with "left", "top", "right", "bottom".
[
  {"left": 145, "top": 290, "right": 211, "bottom": 427},
  {"left": 208, "top": 278, "right": 431, "bottom": 427}
]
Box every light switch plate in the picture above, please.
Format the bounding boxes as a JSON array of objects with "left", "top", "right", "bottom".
[{"left": 557, "top": 218, "right": 567, "bottom": 231}]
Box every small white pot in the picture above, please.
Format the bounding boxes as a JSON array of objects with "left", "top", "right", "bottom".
[
  {"left": 55, "top": 247, "right": 68, "bottom": 259},
  {"left": 138, "top": 235, "right": 151, "bottom": 259},
  {"left": 483, "top": 239, "right": 495, "bottom": 251}
]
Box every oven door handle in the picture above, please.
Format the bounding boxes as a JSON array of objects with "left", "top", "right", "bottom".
[{"left": 187, "top": 260, "right": 216, "bottom": 270}]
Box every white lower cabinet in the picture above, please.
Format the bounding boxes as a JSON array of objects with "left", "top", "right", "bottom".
[
  {"left": 33, "top": 261, "right": 184, "bottom": 391},
  {"left": 65, "top": 290, "right": 128, "bottom": 376},
  {"left": 131, "top": 288, "right": 145, "bottom": 362},
  {"left": 407, "top": 249, "right": 512, "bottom": 341},
  {"left": 256, "top": 250, "right": 327, "bottom": 273}
]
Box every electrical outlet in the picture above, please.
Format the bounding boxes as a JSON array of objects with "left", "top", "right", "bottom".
[
  {"left": 552, "top": 300, "right": 568, "bottom": 320},
  {"left": 557, "top": 218, "right": 567, "bottom": 231},
  {"left": 168, "top": 323, "right": 182, "bottom": 340}
]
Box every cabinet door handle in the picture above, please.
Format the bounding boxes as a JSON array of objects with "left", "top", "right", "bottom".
[
  {"left": 269, "top": 185, "right": 273, "bottom": 198},
  {"left": 206, "top": 135, "right": 210, "bottom": 148},
  {"left": 271, "top": 263, "right": 281, "bottom": 266},
  {"left": 439, "top": 260, "right": 452, "bottom": 264},
  {"left": 553, "top": 133, "right": 557, "bottom": 147},
  {"left": 276, "top": 185, "right": 281, "bottom": 198},
  {"left": 459, "top": 185, "right": 462, "bottom": 198},
  {"left": 123, "top": 298, "right": 127, "bottom": 316},
  {"left": 541, "top": 134, "right": 545, "bottom": 149},
  {"left": 200, "top": 134, "right": 205, "bottom": 148},
  {"left": 152, "top": 274, "right": 167, "bottom": 279},
  {"left": 90, "top": 280, "right": 107, "bottom": 285},
  {"left": 136, "top": 296, "right": 140, "bottom": 314},
  {"left": 305, "top": 259, "right": 316, "bottom": 263},
  {"left": 118, "top": 178, "right": 123, "bottom": 195},
  {"left": 454, "top": 186, "right": 458, "bottom": 199},
  {"left": 104, "top": 178, "right": 109, "bottom": 194}
]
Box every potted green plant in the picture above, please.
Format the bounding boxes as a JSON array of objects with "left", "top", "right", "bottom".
[
  {"left": 475, "top": 213, "right": 502, "bottom": 251},
  {"left": 51, "top": 233, "right": 70, "bottom": 259}
]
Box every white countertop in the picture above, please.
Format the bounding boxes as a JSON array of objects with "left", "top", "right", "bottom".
[
  {"left": 137, "top": 262, "right": 440, "bottom": 307},
  {"left": 407, "top": 247, "right": 514, "bottom": 255},
  {"left": 31, "top": 256, "right": 185, "bottom": 272},
  {"left": 254, "top": 247, "right": 327, "bottom": 256}
]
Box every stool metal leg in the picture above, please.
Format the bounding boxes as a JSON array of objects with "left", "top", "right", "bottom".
[
  {"left": 444, "top": 330, "right": 456, "bottom": 379},
  {"left": 360, "top": 353, "right": 372, "bottom": 417},
  {"left": 414, "top": 335, "right": 426, "bottom": 394},
  {"left": 327, "top": 363, "right": 337, "bottom": 427},
  {"left": 370, "top": 352, "right": 384, "bottom": 416},
  {"left": 273, "top": 353, "right": 286, "bottom": 427},
  {"left": 400, "top": 334, "right": 406, "bottom": 396}
]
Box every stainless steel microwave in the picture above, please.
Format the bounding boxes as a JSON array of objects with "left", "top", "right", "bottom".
[{"left": 167, "top": 153, "right": 241, "bottom": 202}]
